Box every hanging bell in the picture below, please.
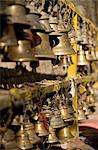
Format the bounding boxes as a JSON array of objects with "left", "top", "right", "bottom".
[
  {"left": 40, "top": 12, "right": 53, "bottom": 33},
  {"left": 50, "top": 109, "right": 65, "bottom": 129},
  {"left": 16, "top": 125, "right": 33, "bottom": 150},
  {"left": 78, "top": 107, "right": 87, "bottom": 122},
  {"left": 0, "top": 23, "right": 17, "bottom": 47},
  {"left": 6, "top": 3, "right": 30, "bottom": 28},
  {"left": 58, "top": 126, "right": 73, "bottom": 141},
  {"left": 77, "top": 45, "right": 89, "bottom": 66},
  {"left": 35, "top": 120, "right": 49, "bottom": 137},
  {"left": 26, "top": 5, "right": 44, "bottom": 32},
  {"left": 49, "top": 16, "right": 61, "bottom": 36},
  {"left": 59, "top": 55, "right": 69, "bottom": 68},
  {"left": 6, "top": 40, "right": 38, "bottom": 62},
  {"left": 52, "top": 32, "right": 75, "bottom": 56},
  {"left": 24, "top": 120, "right": 41, "bottom": 145},
  {"left": 47, "top": 126, "right": 59, "bottom": 144},
  {"left": 34, "top": 32, "right": 55, "bottom": 60},
  {"left": 66, "top": 56, "right": 73, "bottom": 65}
]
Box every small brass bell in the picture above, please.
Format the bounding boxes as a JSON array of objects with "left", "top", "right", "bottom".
[
  {"left": 24, "top": 120, "right": 41, "bottom": 145},
  {"left": 66, "top": 56, "right": 73, "bottom": 65},
  {"left": 6, "top": 3, "right": 30, "bottom": 28},
  {"left": 47, "top": 126, "right": 59, "bottom": 144},
  {"left": 35, "top": 120, "right": 49, "bottom": 137},
  {"left": 40, "top": 12, "right": 53, "bottom": 33},
  {"left": 16, "top": 125, "right": 33, "bottom": 150},
  {"left": 85, "top": 48, "right": 97, "bottom": 61},
  {"left": 52, "top": 32, "right": 75, "bottom": 56},
  {"left": 59, "top": 55, "right": 69, "bottom": 67},
  {"left": 34, "top": 32, "right": 55, "bottom": 59},
  {"left": 58, "top": 126, "right": 73, "bottom": 141},
  {"left": 0, "top": 23, "right": 17, "bottom": 47},
  {"left": 26, "top": 5, "right": 44, "bottom": 32},
  {"left": 50, "top": 109, "right": 65, "bottom": 129},
  {"left": 49, "top": 16, "right": 61, "bottom": 36},
  {"left": 78, "top": 107, "right": 87, "bottom": 122},
  {"left": 77, "top": 45, "right": 89, "bottom": 66},
  {"left": 7, "top": 40, "right": 38, "bottom": 62}
]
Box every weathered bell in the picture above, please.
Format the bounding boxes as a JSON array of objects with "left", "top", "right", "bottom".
[
  {"left": 40, "top": 12, "right": 53, "bottom": 33},
  {"left": 78, "top": 107, "right": 87, "bottom": 122},
  {"left": 49, "top": 16, "right": 61, "bottom": 36},
  {"left": 35, "top": 120, "right": 49, "bottom": 137},
  {"left": 59, "top": 55, "right": 69, "bottom": 67},
  {"left": 77, "top": 45, "right": 89, "bottom": 66},
  {"left": 34, "top": 32, "right": 55, "bottom": 59},
  {"left": 6, "top": 4, "right": 30, "bottom": 28},
  {"left": 47, "top": 126, "right": 59, "bottom": 144},
  {"left": 66, "top": 56, "right": 73, "bottom": 65},
  {"left": 0, "top": 23, "right": 17, "bottom": 47},
  {"left": 7, "top": 40, "right": 38, "bottom": 62},
  {"left": 24, "top": 120, "right": 41, "bottom": 145},
  {"left": 26, "top": 5, "right": 44, "bottom": 32},
  {"left": 58, "top": 126, "right": 73, "bottom": 141},
  {"left": 16, "top": 125, "right": 33, "bottom": 150},
  {"left": 50, "top": 109, "right": 65, "bottom": 129},
  {"left": 52, "top": 32, "right": 75, "bottom": 56}
]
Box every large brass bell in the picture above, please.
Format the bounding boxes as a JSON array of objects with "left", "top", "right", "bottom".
[
  {"left": 58, "top": 126, "right": 73, "bottom": 141},
  {"left": 52, "top": 32, "right": 75, "bottom": 56},
  {"left": 78, "top": 107, "right": 87, "bottom": 122},
  {"left": 26, "top": 5, "right": 44, "bottom": 32},
  {"left": 34, "top": 32, "right": 55, "bottom": 59},
  {"left": 40, "top": 12, "right": 53, "bottom": 33},
  {"left": 47, "top": 126, "right": 59, "bottom": 144},
  {"left": 0, "top": 23, "right": 17, "bottom": 47},
  {"left": 6, "top": 2, "right": 30, "bottom": 28},
  {"left": 49, "top": 16, "right": 61, "bottom": 36},
  {"left": 7, "top": 40, "right": 38, "bottom": 61},
  {"left": 50, "top": 109, "right": 65, "bottom": 129},
  {"left": 77, "top": 45, "right": 89, "bottom": 66},
  {"left": 35, "top": 119, "right": 49, "bottom": 137},
  {"left": 59, "top": 55, "right": 69, "bottom": 67},
  {"left": 16, "top": 125, "right": 33, "bottom": 150},
  {"left": 24, "top": 120, "right": 41, "bottom": 145}
]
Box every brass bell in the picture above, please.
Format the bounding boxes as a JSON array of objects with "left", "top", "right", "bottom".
[
  {"left": 77, "top": 45, "right": 89, "bottom": 66},
  {"left": 59, "top": 55, "right": 69, "bottom": 67},
  {"left": 6, "top": 4, "right": 30, "bottom": 28},
  {"left": 34, "top": 32, "right": 55, "bottom": 59},
  {"left": 47, "top": 126, "right": 59, "bottom": 144},
  {"left": 66, "top": 56, "right": 73, "bottom": 65},
  {"left": 26, "top": 5, "right": 44, "bottom": 32},
  {"left": 50, "top": 109, "right": 65, "bottom": 129},
  {"left": 49, "top": 16, "right": 61, "bottom": 36},
  {"left": 24, "top": 120, "right": 41, "bottom": 145},
  {"left": 0, "top": 23, "right": 17, "bottom": 47},
  {"left": 35, "top": 120, "right": 49, "bottom": 137},
  {"left": 40, "top": 12, "right": 53, "bottom": 33},
  {"left": 52, "top": 32, "right": 75, "bottom": 56},
  {"left": 16, "top": 125, "right": 33, "bottom": 150},
  {"left": 78, "top": 107, "right": 87, "bottom": 122},
  {"left": 58, "top": 126, "right": 73, "bottom": 141},
  {"left": 7, "top": 40, "right": 38, "bottom": 62}
]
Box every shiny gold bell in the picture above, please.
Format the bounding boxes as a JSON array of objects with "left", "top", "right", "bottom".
[
  {"left": 35, "top": 120, "right": 49, "bottom": 137},
  {"left": 26, "top": 5, "right": 44, "bottom": 32},
  {"left": 52, "top": 32, "right": 75, "bottom": 56},
  {"left": 40, "top": 12, "right": 53, "bottom": 33},
  {"left": 16, "top": 125, "right": 33, "bottom": 150},
  {"left": 24, "top": 120, "right": 41, "bottom": 145},
  {"left": 58, "top": 126, "right": 73, "bottom": 141},
  {"left": 47, "top": 126, "right": 59, "bottom": 144},
  {"left": 50, "top": 109, "right": 65, "bottom": 129},
  {"left": 77, "top": 45, "right": 89, "bottom": 66},
  {"left": 34, "top": 32, "right": 55, "bottom": 59},
  {"left": 7, "top": 40, "right": 38, "bottom": 62},
  {"left": 6, "top": 2, "right": 30, "bottom": 28},
  {"left": 78, "top": 107, "right": 87, "bottom": 122}
]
